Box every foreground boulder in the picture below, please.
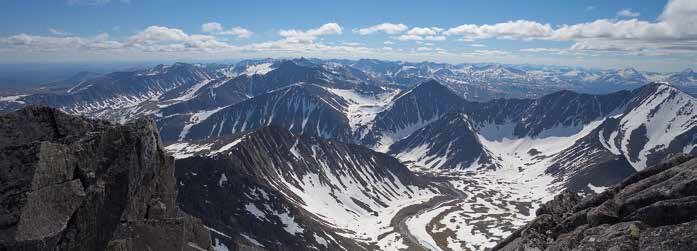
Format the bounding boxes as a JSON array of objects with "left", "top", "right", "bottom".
[
  {"left": 494, "top": 154, "right": 697, "bottom": 251},
  {"left": 0, "top": 106, "right": 212, "bottom": 250}
]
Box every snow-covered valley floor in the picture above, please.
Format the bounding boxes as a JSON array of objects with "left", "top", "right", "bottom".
[{"left": 382, "top": 171, "right": 547, "bottom": 251}]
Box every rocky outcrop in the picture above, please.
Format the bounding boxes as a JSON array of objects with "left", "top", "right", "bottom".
[
  {"left": 0, "top": 106, "right": 212, "bottom": 250},
  {"left": 494, "top": 154, "right": 697, "bottom": 251}
]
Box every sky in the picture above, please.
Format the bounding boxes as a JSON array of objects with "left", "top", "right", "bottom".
[{"left": 0, "top": 0, "right": 695, "bottom": 72}]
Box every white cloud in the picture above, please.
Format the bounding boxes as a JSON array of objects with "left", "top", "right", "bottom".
[
  {"left": 474, "top": 49, "right": 510, "bottom": 56},
  {"left": 129, "top": 26, "right": 189, "bottom": 43},
  {"left": 396, "top": 34, "right": 445, "bottom": 41},
  {"left": 201, "top": 22, "right": 253, "bottom": 38},
  {"left": 659, "top": 0, "right": 697, "bottom": 37},
  {"left": 406, "top": 27, "right": 443, "bottom": 36},
  {"left": 222, "top": 27, "right": 253, "bottom": 38},
  {"left": 550, "top": 19, "right": 670, "bottom": 41},
  {"left": 118, "top": 26, "right": 237, "bottom": 52},
  {"left": 355, "top": 23, "right": 408, "bottom": 35},
  {"left": 520, "top": 48, "right": 562, "bottom": 53},
  {"left": 49, "top": 28, "right": 70, "bottom": 36},
  {"left": 278, "top": 23, "right": 342, "bottom": 43},
  {"left": 341, "top": 42, "right": 361, "bottom": 46},
  {"left": 2, "top": 0, "right": 695, "bottom": 71},
  {"left": 415, "top": 41, "right": 435, "bottom": 46},
  {"left": 444, "top": 20, "right": 553, "bottom": 40},
  {"left": 441, "top": 0, "right": 697, "bottom": 53},
  {"left": 393, "top": 27, "right": 446, "bottom": 41},
  {"left": 617, "top": 9, "right": 640, "bottom": 18},
  {"left": 1, "top": 33, "right": 124, "bottom": 52},
  {"left": 201, "top": 22, "right": 223, "bottom": 33}
]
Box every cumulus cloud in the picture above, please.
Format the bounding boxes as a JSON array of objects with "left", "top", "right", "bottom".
[
  {"left": 406, "top": 27, "right": 443, "bottom": 36},
  {"left": 129, "top": 26, "right": 190, "bottom": 43},
  {"left": 341, "top": 42, "right": 361, "bottom": 46},
  {"left": 223, "top": 27, "right": 253, "bottom": 38},
  {"left": 3, "top": 0, "right": 695, "bottom": 65},
  {"left": 1, "top": 33, "right": 124, "bottom": 52},
  {"left": 49, "top": 28, "right": 70, "bottom": 36},
  {"left": 201, "top": 22, "right": 253, "bottom": 38},
  {"left": 201, "top": 22, "right": 223, "bottom": 33},
  {"left": 442, "top": 0, "right": 697, "bottom": 53},
  {"left": 617, "top": 9, "right": 640, "bottom": 18},
  {"left": 659, "top": 0, "right": 697, "bottom": 37},
  {"left": 394, "top": 27, "right": 446, "bottom": 41},
  {"left": 125, "top": 26, "right": 237, "bottom": 52},
  {"left": 444, "top": 20, "right": 553, "bottom": 40},
  {"left": 278, "top": 23, "right": 342, "bottom": 43},
  {"left": 7, "top": 25, "right": 230, "bottom": 53},
  {"left": 238, "top": 23, "right": 380, "bottom": 57},
  {"left": 355, "top": 23, "right": 408, "bottom": 35},
  {"left": 0, "top": 23, "right": 356, "bottom": 56}
]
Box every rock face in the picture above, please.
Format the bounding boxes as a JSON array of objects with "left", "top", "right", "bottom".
[
  {"left": 0, "top": 106, "right": 211, "bottom": 250},
  {"left": 493, "top": 154, "right": 697, "bottom": 251}
]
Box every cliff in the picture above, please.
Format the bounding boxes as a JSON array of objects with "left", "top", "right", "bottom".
[{"left": 0, "top": 106, "right": 212, "bottom": 250}]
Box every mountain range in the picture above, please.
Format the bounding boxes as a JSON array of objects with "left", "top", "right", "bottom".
[{"left": 0, "top": 58, "right": 695, "bottom": 250}]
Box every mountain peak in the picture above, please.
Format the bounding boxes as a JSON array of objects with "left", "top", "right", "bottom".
[
  {"left": 642, "top": 81, "right": 677, "bottom": 91},
  {"left": 393, "top": 79, "right": 456, "bottom": 101},
  {"left": 413, "top": 79, "right": 449, "bottom": 91},
  {"left": 680, "top": 68, "right": 695, "bottom": 74}
]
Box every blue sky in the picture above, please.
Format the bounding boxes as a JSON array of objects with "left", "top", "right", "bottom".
[{"left": 0, "top": 0, "right": 695, "bottom": 72}]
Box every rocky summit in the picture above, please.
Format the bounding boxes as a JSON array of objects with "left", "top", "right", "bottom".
[
  {"left": 0, "top": 106, "right": 212, "bottom": 250},
  {"left": 493, "top": 154, "right": 697, "bottom": 251}
]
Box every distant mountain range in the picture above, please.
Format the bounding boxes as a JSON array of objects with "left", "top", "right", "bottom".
[{"left": 0, "top": 58, "right": 695, "bottom": 250}]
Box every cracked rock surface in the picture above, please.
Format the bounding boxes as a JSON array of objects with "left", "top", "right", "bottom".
[
  {"left": 0, "top": 106, "right": 212, "bottom": 250},
  {"left": 494, "top": 154, "right": 697, "bottom": 251}
]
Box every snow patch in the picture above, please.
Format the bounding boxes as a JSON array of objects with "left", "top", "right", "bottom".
[
  {"left": 178, "top": 106, "right": 229, "bottom": 141},
  {"left": 0, "top": 95, "right": 27, "bottom": 103},
  {"left": 243, "top": 63, "right": 275, "bottom": 76},
  {"left": 588, "top": 183, "right": 608, "bottom": 193}
]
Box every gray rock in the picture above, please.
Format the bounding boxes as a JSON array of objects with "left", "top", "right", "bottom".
[
  {"left": 494, "top": 155, "right": 697, "bottom": 251},
  {"left": 639, "top": 220, "right": 697, "bottom": 250},
  {"left": 0, "top": 106, "right": 212, "bottom": 250},
  {"left": 15, "top": 179, "right": 86, "bottom": 241},
  {"left": 535, "top": 191, "right": 581, "bottom": 221},
  {"left": 587, "top": 199, "right": 620, "bottom": 226},
  {"left": 627, "top": 196, "right": 697, "bottom": 227},
  {"left": 574, "top": 221, "right": 645, "bottom": 251}
]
